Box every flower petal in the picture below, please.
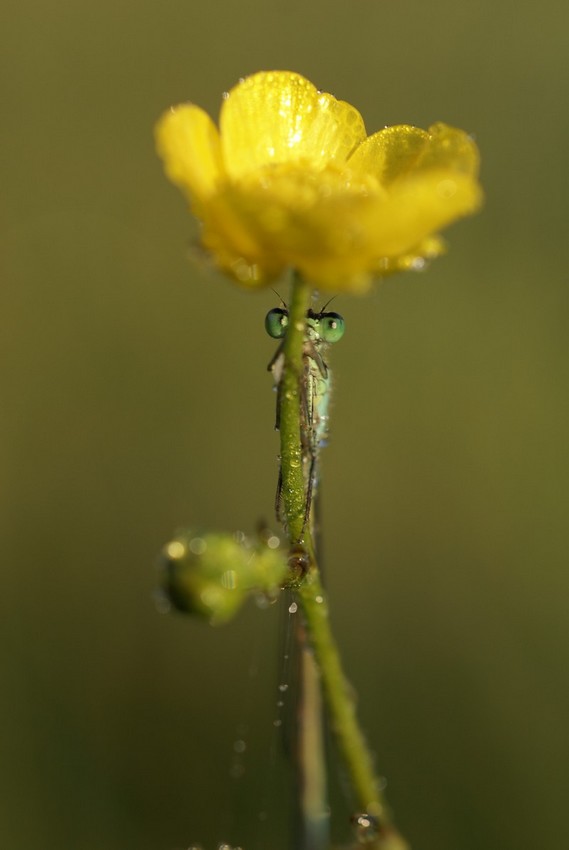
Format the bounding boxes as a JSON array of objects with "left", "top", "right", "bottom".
[
  {"left": 365, "top": 169, "right": 483, "bottom": 256},
  {"left": 416, "top": 123, "right": 480, "bottom": 175},
  {"left": 220, "top": 71, "right": 366, "bottom": 179},
  {"left": 155, "top": 104, "right": 225, "bottom": 206},
  {"left": 200, "top": 195, "right": 286, "bottom": 286},
  {"left": 214, "top": 165, "right": 482, "bottom": 291},
  {"left": 348, "top": 125, "right": 430, "bottom": 185},
  {"left": 348, "top": 123, "right": 479, "bottom": 187}
]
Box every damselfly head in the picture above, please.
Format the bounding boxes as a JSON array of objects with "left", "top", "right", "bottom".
[{"left": 265, "top": 305, "right": 345, "bottom": 344}]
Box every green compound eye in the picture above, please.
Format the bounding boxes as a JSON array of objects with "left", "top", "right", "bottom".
[
  {"left": 265, "top": 307, "right": 289, "bottom": 339},
  {"left": 319, "top": 311, "right": 345, "bottom": 343}
]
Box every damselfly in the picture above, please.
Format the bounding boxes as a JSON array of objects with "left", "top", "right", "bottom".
[{"left": 265, "top": 302, "right": 345, "bottom": 534}]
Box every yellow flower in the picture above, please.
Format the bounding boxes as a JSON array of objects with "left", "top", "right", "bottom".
[{"left": 155, "top": 71, "right": 482, "bottom": 293}]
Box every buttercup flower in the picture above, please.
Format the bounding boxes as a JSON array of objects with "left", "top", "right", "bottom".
[{"left": 156, "top": 71, "right": 482, "bottom": 293}]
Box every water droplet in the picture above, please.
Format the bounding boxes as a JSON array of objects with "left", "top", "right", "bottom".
[
  {"left": 165, "top": 540, "right": 186, "bottom": 559},
  {"left": 189, "top": 536, "right": 207, "bottom": 555},
  {"left": 233, "top": 739, "right": 246, "bottom": 753},
  {"left": 410, "top": 256, "right": 427, "bottom": 271},
  {"left": 277, "top": 700, "right": 284, "bottom": 707},
  {"left": 267, "top": 534, "right": 280, "bottom": 550},
  {"left": 278, "top": 683, "right": 289, "bottom": 692},
  {"left": 437, "top": 178, "right": 457, "bottom": 198},
  {"left": 351, "top": 812, "right": 380, "bottom": 843},
  {"left": 221, "top": 570, "right": 238, "bottom": 589},
  {"left": 288, "top": 601, "right": 298, "bottom": 614},
  {"left": 255, "top": 592, "right": 278, "bottom": 610},
  {"left": 222, "top": 91, "right": 230, "bottom": 100},
  {"left": 232, "top": 258, "right": 260, "bottom": 282},
  {"left": 315, "top": 595, "right": 324, "bottom": 604},
  {"left": 273, "top": 718, "right": 282, "bottom": 727}
]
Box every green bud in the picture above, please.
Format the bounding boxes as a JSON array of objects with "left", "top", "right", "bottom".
[{"left": 160, "top": 529, "right": 287, "bottom": 625}]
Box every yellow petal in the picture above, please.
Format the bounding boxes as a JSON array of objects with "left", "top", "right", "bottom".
[
  {"left": 348, "top": 125, "right": 430, "bottom": 185},
  {"left": 349, "top": 123, "right": 479, "bottom": 187},
  {"left": 416, "top": 123, "right": 480, "bottom": 175},
  {"left": 200, "top": 196, "right": 286, "bottom": 286},
  {"left": 365, "top": 169, "right": 483, "bottom": 257},
  {"left": 216, "top": 165, "right": 481, "bottom": 291},
  {"left": 218, "top": 174, "right": 382, "bottom": 290},
  {"left": 155, "top": 104, "right": 225, "bottom": 205},
  {"left": 220, "top": 71, "right": 366, "bottom": 179}
]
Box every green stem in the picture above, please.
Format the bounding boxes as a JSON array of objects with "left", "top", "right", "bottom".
[
  {"left": 279, "top": 273, "right": 409, "bottom": 850},
  {"left": 279, "top": 274, "right": 313, "bottom": 545}
]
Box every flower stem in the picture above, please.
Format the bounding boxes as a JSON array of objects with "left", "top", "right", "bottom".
[
  {"left": 279, "top": 273, "right": 409, "bottom": 850},
  {"left": 279, "top": 274, "right": 313, "bottom": 545}
]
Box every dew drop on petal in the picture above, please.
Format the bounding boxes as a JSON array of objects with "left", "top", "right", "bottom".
[
  {"left": 410, "top": 256, "right": 427, "bottom": 271},
  {"left": 232, "top": 258, "right": 260, "bottom": 283},
  {"left": 437, "top": 178, "right": 457, "bottom": 198}
]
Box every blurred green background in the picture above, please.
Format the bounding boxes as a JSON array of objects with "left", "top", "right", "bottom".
[{"left": 2, "top": 1, "right": 568, "bottom": 848}]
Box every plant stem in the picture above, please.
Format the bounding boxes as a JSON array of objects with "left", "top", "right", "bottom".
[
  {"left": 279, "top": 274, "right": 313, "bottom": 545},
  {"left": 279, "top": 273, "right": 409, "bottom": 850}
]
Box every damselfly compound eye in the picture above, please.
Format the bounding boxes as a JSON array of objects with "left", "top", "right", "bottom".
[
  {"left": 265, "top": 307, "right": 289, "bottom": 339},
  {"left": 320, "top": 311, "right": 345, "bottom": 343}
]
